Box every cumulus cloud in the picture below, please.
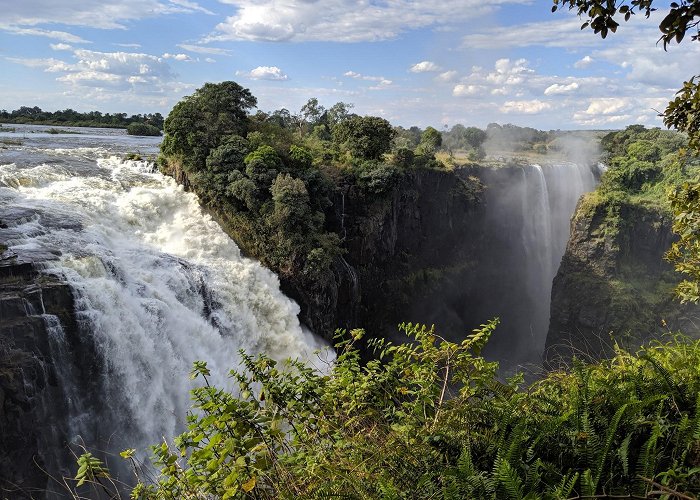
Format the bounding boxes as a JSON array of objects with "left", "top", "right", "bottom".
[
  {"left": 241, "top": 66, "right": 289, "bottom": 81},
  {"left": 208, "top": 0, "right": 531, "bottom": 42},
  {"left": 344, "top": 71, "right": 392, "bottom": 86},
  {"left": 435, "top": 70, "right": 458, "bottom": 82},
  {"left": 574, "top": 55, "right": 593, "bottom": 68},
  {"left": 453, "top": 84, "right": 482, "bottom": 97},
  {"left": 410, "top": 61, "right": 441, "bottom": 73},
  {"left": 8, "top": 48, "right": 177, "bottom": 92},
  {"left": 570, "top": 97, "right": 666, "bottom": 126},
  {"left": 500, "top": 100, "right": 551, "bottom": 114},
  {"left": 50, "top": 43, "right": 72, "bottom": 51},
  {"left": 544, "top": 82, "right": 580, "bottom": 95},
  {"left": 579, "top": 98, "right": 628, "bottom": 116}
]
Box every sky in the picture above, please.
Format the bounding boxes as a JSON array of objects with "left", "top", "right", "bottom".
[{"left": 0, "top": 0, "right": 696, "bottom": 130}]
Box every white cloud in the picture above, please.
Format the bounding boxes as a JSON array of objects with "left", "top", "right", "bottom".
[
  {"left": 9, "top": 49, "right": 177, "bottom": 93},
  {"left": 500, "top": 100, "right": 552, "bottom": 114},
  {"left": 580, "top": 98, "right": 628, "bottom": 116},
  {"left": 453, "top": 84, "right": 481, "bottom": 97},
  {"left": 168, "top": 0, "right": 214, "bottom": 15},
  {"left": 570, "top": 97, "right": 667, "bottom": 126},
  {"left": 574, "top": 55, "right": 593, "bottom": 68},
  {"left": 242, "top": 66, "right": 289, "bottom": 81},
  {"left": 50, "top": 43, "right": 72, "bottom": 51},
  {"left": 544, "top": 82, "right": 580, "bottom": 95},
  {"left": 6, "top": 57, "right": 72, "bottom": 72},
  {"left": 114, "top": 43, "right": 142, "bottom": 48},
  {"left": 177, "top": 43, "right": 232, "bottom": 55},
  {"left": 410, "top": 61, "right": 441, "bottom": 73},
  {"left": 435, "top": 70, "right": 458, "bottom": 82},
  {"left": 209, "top": 0, "right": 531, "bottom": 42},
  {"left": 0, "top": 0, "right": 211, "bottom": 30},
  {"left": 162, "top": 53, "right": 193, "bottom": 61},
  {"left": 344, "top": 71, "right": 392, "bottom": 86},
  {"left": 0, "top": 25, "right": 88, "bottom": 43},
  {"left": 204, "top": 57, "right": 216, "bottom": 63}
]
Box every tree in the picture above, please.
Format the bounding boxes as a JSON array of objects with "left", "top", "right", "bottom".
[
  {"left": 332, "top": 115, "right": 396, "bottom": 161},
  {"left": 416, "top": 126, "right": 442, "bottom": 156},
  {"left": 161, "top": 81, "right": 257, "bottom": 172},
  {"left": 327, "top": 102, "right": 354, "bottom": 127}
]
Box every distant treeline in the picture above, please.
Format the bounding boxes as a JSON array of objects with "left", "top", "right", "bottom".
[{"left": 0, "top": 106, "right": 164, "bottom": 130}]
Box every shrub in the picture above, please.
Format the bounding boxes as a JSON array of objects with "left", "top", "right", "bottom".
[{"left": 126, "top": 123, "right": 161, "bottom": 136}]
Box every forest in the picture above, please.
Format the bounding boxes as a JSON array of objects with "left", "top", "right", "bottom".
[{"left": 0, "top": 106, "right": 164, "bottom": 132}]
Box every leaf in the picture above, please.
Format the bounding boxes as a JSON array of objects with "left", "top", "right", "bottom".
[{"left": 242, "top": 476, "right": 257, "bottom": 492}]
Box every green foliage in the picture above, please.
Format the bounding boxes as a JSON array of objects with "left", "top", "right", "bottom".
[
  {"left": 332, "top": 115, "right": 396, "bottom": 161},
  {"left": 114, "top": 327, "right": 700, "bottom": 499},
  {"left": 666, "top": 77, "right": 700, "bottom": 153},
  {"left": 416, "top": 126, "right": 443, "bottom": 156},
  {"left": 126, "top": 122, "right": 161, "bottom": 136},
  {"left": 161, "top": 81, "right": 257, "bottom": 172},
  {"left": 355, "top": 162, "right": 403, "bottom": 195},
  {"left": 0, "top": 106, "right": 163, "bottom": 130},
  {"left": 596, "top": 126, "right": 696, "bottom": 208}
]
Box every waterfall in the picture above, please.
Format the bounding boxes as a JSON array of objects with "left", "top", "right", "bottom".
[
  {"left": 475, "top": 162, "right": 598, "bottom": 367},
  {"left": 0, "top": 155, "right": 324, "bottom": 476}
]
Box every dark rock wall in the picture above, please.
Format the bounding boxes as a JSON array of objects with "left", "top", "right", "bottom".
[
  {"left": 335, "top": 169, "right": 482, "bottom": 341},
  {"left": 0, "top": 251, "right": 80, "bottom": 497},
  {"left": 545, "top": 197, "right": 700, "bottom": 366}
]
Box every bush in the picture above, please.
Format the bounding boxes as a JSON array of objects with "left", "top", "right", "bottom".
[
  {"left": 126, "top": 123, "right": 161, "bottom": 136},
  {"left": 79, "top": 328, "right": 700, "bottom": 499}
]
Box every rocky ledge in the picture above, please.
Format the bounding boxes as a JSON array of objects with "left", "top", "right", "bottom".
[{"left": 0, "top": 249, "right": 78, "bottom": 498}]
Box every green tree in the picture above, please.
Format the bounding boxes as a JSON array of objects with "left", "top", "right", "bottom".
[
  {"left": 416, "top": 126, "right": 443, "bottom": 156},
  {"left": 161, "top": 81, "right": 257, "bottom": 172},
  {"left": 332, "top": 115, "right": 396, "bottom": 161},
  {"left": 327, "top": 101, "right": 354, "bottom": 127}
]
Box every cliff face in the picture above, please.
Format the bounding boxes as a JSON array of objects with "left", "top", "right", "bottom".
[
  {"left": 0, "top": 249, "right": 82, "bottom": 496},
  {"left": 333, "top": 169, "right": 482, "bottom": 340},
  {"left": 545, "top": 195, "right": 700, "bottom": 365},
  {"left": 273, "top": 168, "right": 484, "bottom": 342}
]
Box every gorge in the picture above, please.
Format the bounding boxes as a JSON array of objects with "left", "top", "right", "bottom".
[{"left": 1, "top": 118, "right": 697, "bottom": 496}]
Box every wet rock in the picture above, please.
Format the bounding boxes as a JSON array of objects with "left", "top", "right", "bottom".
[{"left": 0, "top": 250, "right": 79, "bottom": 497}]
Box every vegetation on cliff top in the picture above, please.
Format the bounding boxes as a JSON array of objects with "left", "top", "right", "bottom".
[{"left": 157, "top": 80, "right": 481, "bottom": 327}]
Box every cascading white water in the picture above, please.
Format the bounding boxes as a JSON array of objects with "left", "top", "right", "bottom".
[
  {"left": 0, "top": 151, "right": 325, "bottom": 467},
  {"left": 477, "top": 161, "right": 600, "bottom": 366}
]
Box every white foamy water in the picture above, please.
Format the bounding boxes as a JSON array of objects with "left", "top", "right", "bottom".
[{"left": 0, "top": 149, "right": 324, "bottom": 463}]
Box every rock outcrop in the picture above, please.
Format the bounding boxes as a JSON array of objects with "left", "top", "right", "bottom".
[
  {"left": 0, "top": 248, "right": 80, "bottom": 497},
  {"left": 545, "top": 195, "right": 700, "bottom": 366}
]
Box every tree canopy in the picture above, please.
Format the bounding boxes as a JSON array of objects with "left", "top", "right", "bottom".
[
  {"left": 161, "top": 81, "right": 257, "bottom": 171},
  {"left": 332, "top": 115, "right": 396, "bottom": 161}
]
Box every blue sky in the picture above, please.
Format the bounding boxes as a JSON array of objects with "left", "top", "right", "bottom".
[{"left": 0, "top": 0, "right": 695, "bottom": 130}]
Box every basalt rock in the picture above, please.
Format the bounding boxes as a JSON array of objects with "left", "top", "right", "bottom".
[
  {"left": 0, "top": 250, "right": 80, "bottom": 498},
  {"left": 545, "top": 196, "right": 700, "bottom": 367}
]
